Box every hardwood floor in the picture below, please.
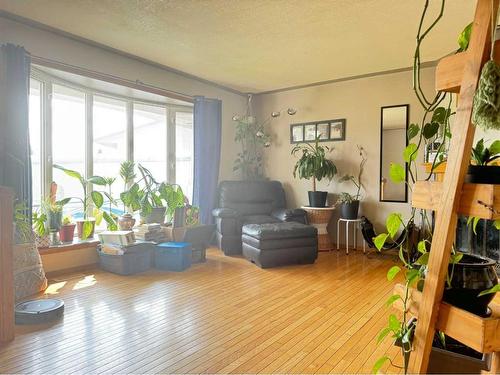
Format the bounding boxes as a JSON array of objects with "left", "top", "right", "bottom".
[{"left": 0, "top": 248, "right": 404, "bottom": 374}]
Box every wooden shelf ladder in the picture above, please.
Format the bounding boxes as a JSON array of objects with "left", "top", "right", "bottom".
[{"left": 408, "top": 0, "right": 500, "bottom": 373}]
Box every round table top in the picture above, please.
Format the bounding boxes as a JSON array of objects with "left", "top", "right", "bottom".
[
  {"left": 301, "top": 205, "right": 336, "bottom": 211},
  {"left": 337, "top": 217, "right": 363, "bottom": 222}
]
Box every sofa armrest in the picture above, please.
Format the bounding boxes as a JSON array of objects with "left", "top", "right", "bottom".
[
  {"left": 271, "top": 208, "right": 308, "bottom": 224},
  {"left": 212, "top": 207, "right": 239, "bottom": 218}
]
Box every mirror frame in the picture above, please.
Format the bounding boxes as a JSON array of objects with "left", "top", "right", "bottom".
[{"left": 379, "top": 104, "right": 409, "bottom": 203}]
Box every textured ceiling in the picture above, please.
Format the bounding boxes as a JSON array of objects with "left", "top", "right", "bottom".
[{"left": 0, "top": 0, "right": 476, "bottom": 93}]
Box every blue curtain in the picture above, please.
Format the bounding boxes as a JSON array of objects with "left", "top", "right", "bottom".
[
  {"left": 192, "top": 96, "right": 222, "bottom": 224},
  {"left": 0, "top": 44, "right": 32, "bottom": 218}
]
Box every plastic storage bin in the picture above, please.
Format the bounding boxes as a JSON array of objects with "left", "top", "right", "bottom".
[
  {"left": 97, "top": 243, "right": 153, "bottom": 275},
  {"left": 155, "top": 242, "right": 192, "bottom": 272}
]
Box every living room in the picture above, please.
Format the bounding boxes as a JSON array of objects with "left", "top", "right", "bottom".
[{"left": 1, "top": 1, "right": 500, "bottom": 374}]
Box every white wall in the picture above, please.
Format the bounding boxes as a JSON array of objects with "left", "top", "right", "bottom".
[{"left": 0, "top": 16, "right": 247, "bottom": 182}]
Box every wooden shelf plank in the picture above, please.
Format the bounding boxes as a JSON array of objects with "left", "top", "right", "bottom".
[
  {"left": 412, "top": 181, "right": 499, "bottom": 220},
  {"left": 393, "top": 284, "right": 500, "bottom": 353},
  {"left": 436, "top": 40, "right": 500, "bottom": 92}
]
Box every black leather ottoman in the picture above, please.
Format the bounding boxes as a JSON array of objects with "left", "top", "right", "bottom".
[{"left": 242, "top": 222, "right": 318, "bottom": 268}]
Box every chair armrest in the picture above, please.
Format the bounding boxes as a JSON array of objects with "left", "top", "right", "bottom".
[
  {"left": 271, "top": 208, "right": 308, "bottom": 224},
  {"left": 212, "top": 208, "right": 239, "bottom": 218}
]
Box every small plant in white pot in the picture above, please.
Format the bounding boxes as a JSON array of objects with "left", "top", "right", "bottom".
[{"left": 337, "top": 145, "right": 367, "bottom": 219}]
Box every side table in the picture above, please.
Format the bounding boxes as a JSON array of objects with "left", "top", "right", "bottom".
[
  {"left": 301, "top": 206, "right": 335, "bottom": 252},
  {"left": 336, "top": 218, "right": 366, "bottom": 255}
]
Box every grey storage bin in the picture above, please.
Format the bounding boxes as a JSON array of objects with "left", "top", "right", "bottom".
[{"left": 97, "top": 242, "right": 154, "bottom": 275}]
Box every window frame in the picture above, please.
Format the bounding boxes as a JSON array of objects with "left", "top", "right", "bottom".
[{"left": 30, "top": 70, "right": 194, "bottom": 217}]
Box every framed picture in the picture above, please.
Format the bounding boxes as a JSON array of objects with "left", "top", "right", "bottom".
[
  {"left": 316, "top": 123, "right": 329, "bottom": 140},
  {"left": 290, "top": 124, "right": 304, "bottom": 143},
  {"left": 304, "top": 124, "right": 316, "bottom": 141},
  {"left": 330, "top": 119, "right": 346, "bottom": 141},
  {"left": 289, "top": 118, "right": 346, "bottom": 143}
]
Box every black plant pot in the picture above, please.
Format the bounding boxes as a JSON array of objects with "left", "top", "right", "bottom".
[
  {"left": 308, "top": 191, "right": 328, "bottom": 207},
  {"left": 340, "top": 201, "right": 360, "bottom": 220},
  {"left": 142, "top": 206, "right": 167, "bottom": 224},
  {"left": 443, "top": 253, "right": 498, "bottom": 317},
  {"left": 466, "top": 165, "right": 500, "bottom": 184}
]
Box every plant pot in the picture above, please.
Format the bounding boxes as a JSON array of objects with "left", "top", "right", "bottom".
[
  {"left": 466, "top": 165, "right": 500, "bottom": 184},
  {"left": 35, "top": 234, "right": 51, "bottom": 249},
  {"left": 76, "top": 219, "right": 95, "bottom": 240},
  {"left": 340, "top": 200, "right": 360, "bottom": 220},
  {"left": 59, "top": 224, "right": 76, "bottom": 243},
  {"left": 443, "top": 253, "right": 498, "bottom": 317},
  {"left": 141, "top": 206, "right": 166, "bottom": 224},
  {"left": 308, "top": 191, "right": 328, "bottom": 207},
  {"left": 395, "top": 318, "right": 489, "bottom": 374},
  {"left": 47, "top": 211, "right": 62, "bottom": 232},
  {"left": 118, "top": 213, "right": 136, "bottom": 231}
]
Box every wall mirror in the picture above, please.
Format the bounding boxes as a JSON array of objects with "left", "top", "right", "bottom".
[{"left": 380, "top": 104, "right": 409, "bottom": 202}]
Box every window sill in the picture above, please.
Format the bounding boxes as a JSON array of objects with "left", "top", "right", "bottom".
[{"left": 38, "top": 239, "right": 100, "bottom": 255}]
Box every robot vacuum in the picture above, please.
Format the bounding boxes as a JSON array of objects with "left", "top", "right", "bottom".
[{"left": 15, "top": 299, "right": 64, "bottom": 325}]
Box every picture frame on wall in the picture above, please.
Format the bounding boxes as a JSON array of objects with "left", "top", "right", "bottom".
[
  {"left": 290, "top": 124, "right": 304, "bottom": 143},
  {"left": 304, "top": 124, "right": 316, "bottom": 141},
  {"left": 290, "top": 118, "right": 346, "bottom": 143},
  {"left": 330, "top": 119, "right": 346, "bottom": 141},
  {"left": 316, "top": 123, "right": 329, "bottom": 140}
]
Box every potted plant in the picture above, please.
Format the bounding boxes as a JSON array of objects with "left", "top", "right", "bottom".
[
  {"left": 117, "top": 161, "right": 136, "bottom": 230},
  {"left": 53, "top": 165, "right": 106, "bottom": 239},
  {"left": 32, "top": 210, "right": 50, "bottom": 248},
  {"left": 467, "top": 138, "right": 500, "bottom": 184},
  {"left": 291, "top": 138, "right": 337, "bottom": 207},
  {"left": 338, "top": 145, "right": 367, "bottom": 219},
  {"left": 59, "top": 215, "right": 76, "bottom": 243},
  {"left": 120, "top": 164, "right": 185, "bottom": 224}
]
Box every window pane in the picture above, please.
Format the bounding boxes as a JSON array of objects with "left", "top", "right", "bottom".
[
  {"left": 133, "top": 103, "right": 167, "bottom": 183},
  {"left": 93, "top": 95, "right": 127, "bottom": 200},
  {"left": 175, "top": 111, "right": 194, "bottom": 202},
  {"left": 29, "top": 79, "right": 42, "bottom": 210},
  {"left": 52, "top": 84, "right": 86, "bottom": 218}
]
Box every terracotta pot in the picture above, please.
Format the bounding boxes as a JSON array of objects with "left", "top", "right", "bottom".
[
  {"left": 76, "top": 219, "right": 95, "bottom": 239},
  {"left": 59, "top": 224, "right": 76, "bottom": 243},
  {"left": 118, "top": 213, "right": 136, "bottom": 231}
]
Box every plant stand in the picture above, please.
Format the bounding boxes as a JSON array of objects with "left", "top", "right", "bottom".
[
  {"left": 336, "top": 218, "right": 366, "bottom": 255},
  {"left": 403, "top": 1, "right": 500, "bottom": 372},
  {"left": 301, "top": 206, "right": 335, "bottom": 251}
]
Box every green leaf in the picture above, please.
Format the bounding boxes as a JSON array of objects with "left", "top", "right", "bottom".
[
  {"left": 478, "top": 284, "right": 500, "bottom": 297},
  {"left": 374, "top": 233, "right": 389, "bottom": 251},
  {"left": 417, "top": 240, "right": 427, "bottom": 254},
  {"left": 450, "top": 252, "right": 463, "bottom": 264},
  {"left": 457, "top": 22, "right": 473, "bottom": 52},
  {"left": 377, "top": 327, "right": 392, "bottom": 344},
  {"left": 385, "top": 294, "right": 401, "bottom": 307},
  {"left": 93, "top": 208, "right": 103, "bottom": 226},
  {"left": 88, "top": 176, "right": 107, "bottom": 186},
  {"left": 415, "top": 252, "right": 429, "bottom": 266},
  {"left": 467, "top": 216, "right": 481, "bottom": 234},
  {"left": 91, "top": 191, "right": 104, "bottom": 209},
  {"left": 422, "top": 122, "right": 440, "bottom": 139},
  {"left": 372, "top": 356, "right": 389, "bottom": 374},
  {"left": 56, "top": 197, "right": 72, "bottom": 206},
  {"left": 82, "top": 220, "right": 93, "bottom": 240},
  {"left": 53, "top": 164, "right": 83, "bottom": 183},
  {"left": 387, "top": 266, "right": 401, "bottom": 281},
  {"left": 406, "top": 269, "right": 420, "bottom": 286},
  {"left": 389, "top": 163, "right": 405, "bottom": 183},
  {"left": 403, "top": 143, "right": 418, "bottom": 162},
  {"left": 407, "top": 123, "right": 420, "bottom": 140},
  {"left": 494, "top": 220, "right": 500, "bottom": 230},
  {"left": 103, "top": 211, "right": 117, "bottom": 231},
  {"left": 388, "top": 314, "right": 400, "bottom": 331},
  {"left": 386, "top": 213, "right": 402, "bottom": 238},
  {"left": 431, "top": 107, "right": 448, "bottom": 124}
]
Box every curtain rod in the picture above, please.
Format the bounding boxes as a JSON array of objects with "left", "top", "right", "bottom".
[{"left": 30, "top": 54, "right": 195, "bottom": 104}]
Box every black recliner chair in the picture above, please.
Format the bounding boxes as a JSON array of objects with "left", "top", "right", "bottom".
[{"left": 212, "top": 180, "right": 307, "bottom": 255}]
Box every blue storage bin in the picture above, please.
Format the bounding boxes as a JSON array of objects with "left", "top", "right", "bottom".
[{"left": 155, "top": 242, "right": 192, "bottom": 272}]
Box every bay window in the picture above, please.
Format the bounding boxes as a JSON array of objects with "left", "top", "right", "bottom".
[{"left": 28, "top": 69, "right": 194, "bottom": 235}]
